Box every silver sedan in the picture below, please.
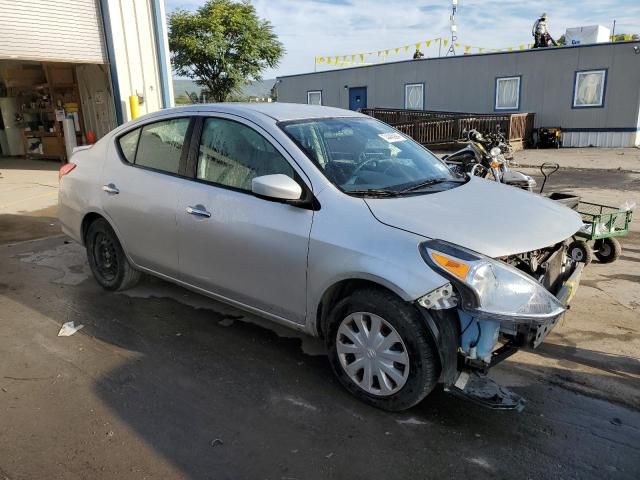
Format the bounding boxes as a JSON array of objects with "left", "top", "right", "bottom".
[{"left": 59, "top": 103, "right": 583, "bottom": 411}]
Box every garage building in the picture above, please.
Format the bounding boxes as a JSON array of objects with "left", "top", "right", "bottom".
[{"left": 0, "top": 0, "right": 173, "bottom": 160}]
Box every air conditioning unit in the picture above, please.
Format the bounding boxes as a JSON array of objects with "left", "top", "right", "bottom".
[{"left": 564, "top": 25, "right": 611, "bottom": 45}]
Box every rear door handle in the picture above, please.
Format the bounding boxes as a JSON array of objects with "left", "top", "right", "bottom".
[
  {"left": 102, "top": 183, "right": 119, "bottom": 194},
  {"left": 186, "top": 205, "right": 211, "bottom": 218}
]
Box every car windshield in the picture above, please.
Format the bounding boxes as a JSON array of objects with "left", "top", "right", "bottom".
[{"left": 281, "top": 117, "right": 459, "bottom": 195}]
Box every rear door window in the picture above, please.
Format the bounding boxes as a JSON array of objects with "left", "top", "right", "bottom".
[
  {"left": 135, "top": 118, "right": 190, "bottom": 174},
  {"left": 126, "top": 118, "right": 190, "bottom": 174},
  {"left": 118, "top": 128, "right": 140, "bottom": 163}
]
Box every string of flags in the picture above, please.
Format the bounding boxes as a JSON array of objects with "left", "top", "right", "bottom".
[
  {"left": 315, "top": 34, "right": 639, "bottom": 69},
  {"left": 315, "top": 37, "right": 534, "bottom": 68}
]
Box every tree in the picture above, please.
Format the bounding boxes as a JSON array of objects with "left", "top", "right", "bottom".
[
  {"left": 169, "top": 0, "right": 284, "bottom": 102},
  {"left": 612, "top": 33, "right": 639, "bottom": 42}
]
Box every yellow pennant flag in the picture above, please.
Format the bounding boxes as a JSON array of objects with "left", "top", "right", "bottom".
[
  {"left": 327, "top": 57, "right": 332, "bottom": 64},
  {"left": 351, "top": 54, "right": 356, "bottom": 62},
  {"left": 377, "top": 50, "right": 382, "bottom": 56},
  {"left": 464, "top": 45, "right": 471, "bottom": 53},
  {"left": 359, "top": 53, "right": 364, "bottom": 62},
  {"left": 395, "top": 47, "right": 400, "bottom": 54},
  {"left": 443, "top": 39, "right": 448, "bottom": 46},
  {"left": 335, "top": 56, "right": 339, "bottom": 64},
  {"left": 518, "top": 44, "right": 525, "bottom": 50},
  {"left": 478, "top": 47, "right": 484, "bottom": 53},
  {"left": 385, "top": 49, "right": 389, "bottom": 56},
  {"left": 426, "top": 40, "right": 431, "bottom": 47},
  {"left": 415, "top": 42, "right": 421, "bottom": 50},
  {"left": 508, "top": 47, "right": 513, "bottom": 51},
  {"left": 404, "top": 45, "right": 410, "bottom": 52},
  {"left": 454, "top": 43, "right": 460, "bottom": 48}
]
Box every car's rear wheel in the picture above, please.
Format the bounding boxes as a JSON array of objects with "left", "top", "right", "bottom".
[
  {"left": 326, "top": 288, "right": 440, "bottom": 411},
  {"left": 86, "top": 218, "right": 141, "bottom": 291}
]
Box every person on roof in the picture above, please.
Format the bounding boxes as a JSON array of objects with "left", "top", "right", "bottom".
[{"left": 532, "top": 13, "right": 558, "bottom": 48}]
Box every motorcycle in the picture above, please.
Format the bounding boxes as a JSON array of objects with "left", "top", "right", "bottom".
[{"left": 443, "top": 128, "right": 537, "bottom": 191}]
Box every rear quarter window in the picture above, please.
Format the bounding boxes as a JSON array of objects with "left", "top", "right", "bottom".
[{"left": 118, "top": 128, "right": 141, "bottom": 163}]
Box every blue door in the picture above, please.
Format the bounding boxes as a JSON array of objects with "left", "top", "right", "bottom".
[{"left": 348, "top": 87, "right": 367, "bottom": 111}]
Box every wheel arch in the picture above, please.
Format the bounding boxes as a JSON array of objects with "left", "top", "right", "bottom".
[
  {"left": 313, "top": 277, "right": 414, "bottom": 339},
  {"left": 80, "top": 212, "right": 135, "bottom": 268},
  {"left": 80, "top": 211, "right": 105, "bottom": 245}
]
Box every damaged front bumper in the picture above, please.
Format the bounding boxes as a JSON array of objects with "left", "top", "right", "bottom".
[
  {"left": 529, "top": 261, "right": 584, "bottom": 348},
  {"left": 417, "top": 249, "right": 584, "bottom": 411}
]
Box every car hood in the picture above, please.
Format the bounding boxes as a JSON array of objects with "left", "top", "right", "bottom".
[{"left": 365, "top": 177, "right": 583, "bottom": 258}]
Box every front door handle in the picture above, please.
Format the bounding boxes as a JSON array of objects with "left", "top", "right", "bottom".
[
  {"left": 186, "top": 205, "right": 211, "bottom": 218},
  {"left": 102, "top": 183, "right": 119, "bottom": 194}
]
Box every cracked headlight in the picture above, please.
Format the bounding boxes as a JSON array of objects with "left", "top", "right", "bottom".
[{"left": 420, "top": 239, "right": 565, "bottom": 324}]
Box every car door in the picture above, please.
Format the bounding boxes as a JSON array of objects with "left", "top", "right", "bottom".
[
  {"left": 177, "top": 115, "right": 314, "bottom": 324},
  {"left": 101, "top": 116, "right": 192, "bottom": 278}
]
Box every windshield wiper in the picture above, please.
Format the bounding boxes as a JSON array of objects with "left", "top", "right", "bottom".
[
  {"left": 346, "top": 188, "right": 401, "bottom": 197},
  {"left": 398, "top": 177, "right": 460, "bottom": 194}
]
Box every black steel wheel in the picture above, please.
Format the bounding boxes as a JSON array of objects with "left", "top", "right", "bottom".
[
  {"left": 594, "top": 238, "right": 621, "bottom": 264},
  {"left": 85, "top": 218, "right": 141, "bottom": 291}
]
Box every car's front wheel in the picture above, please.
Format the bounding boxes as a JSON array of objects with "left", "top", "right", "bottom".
[
  {"left": 326, "top": 288, "right": 440, "bottom": 411},
  {"left": 85, "top": 218, "right": 141, "bottom": 291}
]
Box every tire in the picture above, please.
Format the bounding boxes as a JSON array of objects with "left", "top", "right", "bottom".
[
  {"left": 568, "top": 240, "right": 593, "bottom": 265},
  {"left": 594, "top": 238, "right": 621, "bottom": 264},
  {"left": 85, "top": 218, "right": 141, "bottom": 291},
  {"left": 326, "top": 288, "right": 440, "bottom": 411}
]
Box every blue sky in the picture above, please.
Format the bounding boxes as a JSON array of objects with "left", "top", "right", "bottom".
[{"left": 165, "top": 0, "right": 640, "bottom": 78}]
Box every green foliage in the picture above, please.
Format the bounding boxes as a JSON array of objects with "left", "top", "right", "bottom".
[
  {"left": 168, "top": 0, "right": 284, "bottom": 102},
  {"left": 612, "top": 33, "right": 639, "bottom": 42},
  {"left": 174, "top": 94, "right": 192, "bottom": 105}
]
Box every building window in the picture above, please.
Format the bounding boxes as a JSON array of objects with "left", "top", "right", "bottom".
[
  {"left": 405, "top": 83, "right": 424, "bottom": 110},
  {"left": 573, "top": 70, "right": 606, "bottom": 108},
  {"left": 495, "top": 77, "right": 520, "bottom": 110},
  {"left": 307, "top": 91, "right": 322, "bottom": 105}
]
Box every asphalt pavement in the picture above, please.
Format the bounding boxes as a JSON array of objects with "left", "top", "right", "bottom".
[{"left": 0, "top": 157, "right": 639, "bottom": 479}]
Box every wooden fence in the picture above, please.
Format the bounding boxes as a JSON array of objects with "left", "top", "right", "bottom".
[{"left": 360, "top": 108, "right": 535, "bottom": 149}]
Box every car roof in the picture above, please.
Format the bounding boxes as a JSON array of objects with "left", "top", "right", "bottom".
[{"left": 153, "top": 102, "right": 365, "bottom": 122}]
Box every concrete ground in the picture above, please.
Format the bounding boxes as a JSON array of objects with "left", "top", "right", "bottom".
[
  {"left": 1, "top": 153, "right": 639, "bottom": 479},
  {"left": 513, "top": 147, "right": 640, "bottom": 172}
]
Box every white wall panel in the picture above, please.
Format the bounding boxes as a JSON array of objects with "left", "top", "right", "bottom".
[
  {"left": 107, "top": 0, "right": 165, "bottom": 120},
  {"left": 562, "top": 131, "right": 638, "bottom": 147}
]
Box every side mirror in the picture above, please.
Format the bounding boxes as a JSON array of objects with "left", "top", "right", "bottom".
[{"left": 252, "top": 174, "right": 302, "bottom": 201}]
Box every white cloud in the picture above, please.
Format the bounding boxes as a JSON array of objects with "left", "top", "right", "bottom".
[{"left": 166, "top": 0, "right": 640, "bottom": 78}]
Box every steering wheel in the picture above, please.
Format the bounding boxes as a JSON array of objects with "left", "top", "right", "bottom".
[{"left": 345, "top": 155, "right": 386, "bottom": 184}]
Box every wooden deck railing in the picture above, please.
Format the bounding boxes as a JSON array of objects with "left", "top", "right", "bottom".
[{"left": 360, "top": 108, "right": 535, "bottom": 149}]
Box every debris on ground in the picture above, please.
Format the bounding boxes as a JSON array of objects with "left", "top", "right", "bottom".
[{"left": 57, "top": 321, "right": 84, "bottom": 337}]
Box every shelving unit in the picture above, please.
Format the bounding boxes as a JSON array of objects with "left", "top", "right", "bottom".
[{"left": 5, "top": 63, "right": 85, "bottom": 161}]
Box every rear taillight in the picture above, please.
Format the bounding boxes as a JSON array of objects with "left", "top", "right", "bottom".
[{"left": 59, "top": 162, "right": 76, "bottom": 181}]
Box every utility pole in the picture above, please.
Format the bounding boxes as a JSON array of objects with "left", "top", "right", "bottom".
[
  {"left": 446, "top": 0, "right": 458, "bottom": 56},
  {"left": 611, "top": 19, "right": 616, "bottom": 41}
]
